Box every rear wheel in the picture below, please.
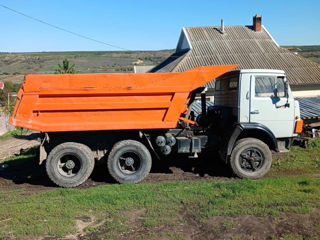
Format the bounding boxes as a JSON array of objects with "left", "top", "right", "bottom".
[
  {"left": 107, "top": 140, "right": 152, "bottom": 184},
  {"left": 230, "top": 138, "right": 272, "bottom": 179},
  {"left": 46, "top": 142, "right": 95, "bottom": 188}
]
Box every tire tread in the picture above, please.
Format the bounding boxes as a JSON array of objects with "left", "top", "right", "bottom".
[
  {"left": 46, "top": 142, "right": 94, "bottom": 188},
  {"left": 107, "top": 140, "right": 151, "bottom": 184},
  {"left": 230, "top": 137, "right": 272, "bottom": 179}
]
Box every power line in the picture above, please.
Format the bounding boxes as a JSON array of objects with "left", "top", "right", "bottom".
[{"left": 0, "top": 4, "right": 130, "bottom": 51}]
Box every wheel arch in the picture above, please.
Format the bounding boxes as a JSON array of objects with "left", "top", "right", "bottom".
[{"left": 227, "top": 123, "right": 278, "bottom": 157}]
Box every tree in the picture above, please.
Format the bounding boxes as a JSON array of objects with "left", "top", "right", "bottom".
[
  {"left": 55, "top": 58, "right": 76, "bottom": 74},
  {"left": 0, "top": 84, "right": 16, "bottom": 116}
]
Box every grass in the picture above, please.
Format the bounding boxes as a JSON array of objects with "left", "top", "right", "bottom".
[
  {"left": 0, "top": 128, "right": 29, "bottom": 140},
  {"left": 0, "top": 139, "right": 319, "bottom": 239},
  {"left": 1, "top": 175, "right": 320, "bottom": 238},
  {"left": 1, "top": 176, "right": 320, "bottom": 238},
  {"left": 271, "top": 139, "right": 320, "bottom": 175}
]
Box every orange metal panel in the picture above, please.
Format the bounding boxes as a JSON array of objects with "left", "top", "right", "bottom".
[
  {"left": 10, "top": 65, "right": 237, "bottom": 132},
  {"left": 163, "top": 92, "right": 189, "bottom": 122}
]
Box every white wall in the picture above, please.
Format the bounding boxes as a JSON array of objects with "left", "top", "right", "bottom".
[
  {"left": 292, "top": 90, "right": 320, "bottom": 97},
  {"left": 176, "top": 29, "right": 191, "bottom": 52},
  {"left": 0, "top": 115, "right": 13, "bottom": 136}
]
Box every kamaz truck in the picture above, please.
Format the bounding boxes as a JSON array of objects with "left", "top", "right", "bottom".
[{"left": 10, "top": 65, "right": 303, "bottom": 187}]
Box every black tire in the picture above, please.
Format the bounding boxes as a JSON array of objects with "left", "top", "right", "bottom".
[
  {"left": 107, "top": 140, "right": 152, "bottom": 184},
  {"left": 230, "top": 138, "right": 272, "bottom": 179},
  {"left": 46, "top": 142, "right": 95, "bottom": 188}
]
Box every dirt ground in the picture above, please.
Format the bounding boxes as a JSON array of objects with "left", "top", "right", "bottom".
[
  {"left": 79, "top": 209, "right": 320, "bottom": 240},
  {"left": 0, "top": 132, "right": 39, "bottom": 161}
]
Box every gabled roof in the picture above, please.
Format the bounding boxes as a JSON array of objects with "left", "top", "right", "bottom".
[
  {"left": 151, "top": 25, "right": 320, "bottom": 88},
  {"left": 149, "top": 50, "right": 188, "bottom": 73}
]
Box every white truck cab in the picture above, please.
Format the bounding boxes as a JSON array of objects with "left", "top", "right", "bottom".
[
  {"left": 214, "top": 69, "right": 302, "bottom": 140},
  {"left": 214, "top": 69, "right": 301, "bottom": 137},
  {"left": 237, "top": 69, "right": 299, "bottom": 138},
  {"left": 190, "top": 69, "right": 304, "bottom": 179}
]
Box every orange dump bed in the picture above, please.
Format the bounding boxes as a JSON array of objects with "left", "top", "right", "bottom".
[{"left": 10, "top": 65, "right": 237, "bottom": 132}]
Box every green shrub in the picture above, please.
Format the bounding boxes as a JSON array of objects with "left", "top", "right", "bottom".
[
  {"left": 3, "top": 81, "right": 21, "bottom": 92},
  {"left": 309, "top": 139, "right": 320, "bottom": 149},
  {"left": 0, "top": 81, "right": 20, "bottom": 116}
]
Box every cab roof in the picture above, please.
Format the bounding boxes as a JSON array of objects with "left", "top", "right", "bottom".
[{"left": 239, "top": 69, "right": 285, "bottom": 74}]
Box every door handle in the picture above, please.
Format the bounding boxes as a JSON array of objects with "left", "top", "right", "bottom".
[{"left": 250, "top": 110, "right": 260, "bottom": 114}]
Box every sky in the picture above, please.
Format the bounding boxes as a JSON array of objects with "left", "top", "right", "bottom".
[{"left": 0, "top": 0, "right": 319, "bottom": 52}]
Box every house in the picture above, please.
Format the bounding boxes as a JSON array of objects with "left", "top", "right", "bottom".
[
  {"left": 134, "top": 65, "right": 155, "bottom": 73},
  {"left": 150, "top": 15, "right": 320, "bottom": 98}
]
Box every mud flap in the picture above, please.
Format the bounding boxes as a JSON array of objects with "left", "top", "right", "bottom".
[
  {"left": 39, "top": 145, "right": 47, "bottom": 165},
  {"left": 293, "top": 137, "right": 308, "bottom": 148}
]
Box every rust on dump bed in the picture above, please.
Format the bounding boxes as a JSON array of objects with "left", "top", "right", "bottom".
[{"left": 10, "top": 65, "right": 237, "bottom": 132}]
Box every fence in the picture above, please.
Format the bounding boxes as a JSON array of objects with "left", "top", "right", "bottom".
[{"left": 0, "top": 114, "right": 14, "bottom": 136}]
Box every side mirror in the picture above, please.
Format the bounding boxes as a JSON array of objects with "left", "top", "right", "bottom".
[
  {"left": 273, "top": 88, "right": 279, "bottom": 98},
  {"left": 284, "top": 81, "right": 289, "bottom": 98},
  {"left": 284, "top": 81, "right": 290, "bottom": 107}
]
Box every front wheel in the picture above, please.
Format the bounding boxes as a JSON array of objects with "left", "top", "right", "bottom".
[
  {"left": 229, "top": 138, "right": 272, "bottom": 179},
  {"left": 107, "top": 140, "right": 152, "bottom": 184}
]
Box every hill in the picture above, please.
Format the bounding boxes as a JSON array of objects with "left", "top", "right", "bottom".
[
  {"left": 0, "top": 50, "right": 174, "bottom": 83},
  {"left": 0, "top": 46, "right": 319, "bottom": 84},
  {"left": 284, "top": 45, "right": 320, "bottom": 64}
]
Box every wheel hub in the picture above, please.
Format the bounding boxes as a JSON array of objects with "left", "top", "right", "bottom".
[
  {"left": 125, "top": 157, "right": 134, "bottom": 166},
  {"left": 65, "top": 160, "right": 75, "bottom": 169},
  {"left": 240, "top": 148, "right": 263, "bottom": 172}
]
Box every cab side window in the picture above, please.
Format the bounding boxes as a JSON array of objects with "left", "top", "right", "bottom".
[{"left": 255, "top": 76, "right": 285, "bottom": 98}]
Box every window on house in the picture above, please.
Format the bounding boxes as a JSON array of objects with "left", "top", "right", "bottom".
[
  {"left": 215, "top": 79, "right": 221, "bottom": 91},
  {"left": 228, "top": 77, "right": 238, "bottom": 90}
]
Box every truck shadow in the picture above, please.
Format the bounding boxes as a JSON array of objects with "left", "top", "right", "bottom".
[
  {"left": 13, "top": 132, "right": 40, "bottom": 140},
  {"left": 0, "top": 148, "right": 234, "bottom": 188},
  {"left": 150, "top": 150, "right": 234, "bottom": 178},
  {"left": 0, "top": 148, "right": 55, "bottom": 187}
]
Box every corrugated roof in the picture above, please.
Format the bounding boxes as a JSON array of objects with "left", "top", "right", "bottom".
[
  {"left": 149, "top": 50, "right": 188, "bottom": 73},
  {"left": 190, "top": 100, "right": 214, "bottom": 115},
  {"left": 296, "top": 97, "right": 320, "bottom": 120},
  {"left": 152, "top": 25, "right": 320, "bottom": 87}
]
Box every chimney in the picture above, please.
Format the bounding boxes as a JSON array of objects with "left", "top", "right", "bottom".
[
  {"left": 253, "top": 14, "right": 262, "bottom": 32},
  {"left": 221, "top": 19, "right": 225, "bottom": 33}
]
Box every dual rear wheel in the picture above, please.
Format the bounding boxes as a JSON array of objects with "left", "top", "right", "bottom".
[{"left": 46, "top": 140, "right": 152, "bottom": 187}]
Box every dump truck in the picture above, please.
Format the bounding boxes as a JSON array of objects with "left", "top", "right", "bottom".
[{"left": 10, "top": 65, "right": 303, "bottom": 187}]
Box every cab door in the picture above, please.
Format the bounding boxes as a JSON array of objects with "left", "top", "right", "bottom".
[{"left": 249, "top": 74, "right": 295, "bottom": 138}]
